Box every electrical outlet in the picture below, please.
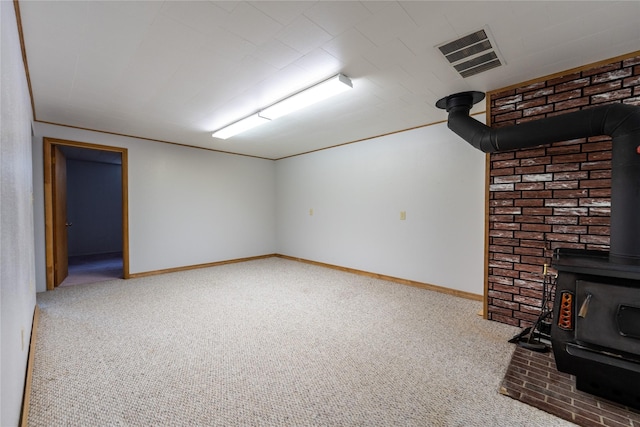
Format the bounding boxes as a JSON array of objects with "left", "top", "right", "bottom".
[
  {"left": 309, "top": 208, "right": 313, "bottom": 216},
  {"left": 21, "top": 328, "right": 25, "bottom": 351},
  {"left": 400, "top": 211, "right": 406, "bottom": 220}
]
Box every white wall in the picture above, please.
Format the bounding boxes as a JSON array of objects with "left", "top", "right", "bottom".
[
  {"left": 1, "top": 2, "right": 38, "bottom": 425},
  {"left": 32, "top": 124, "right": 277, "bottom": 292},
  {"left": 275, "top": 119, "right": 487, "bottom": 295},
  {"left": 32, "top": 117, "right": 486, "bottom": 297},
  {"left": 32, "top": 115, "right": 486, "bottom": 299}
]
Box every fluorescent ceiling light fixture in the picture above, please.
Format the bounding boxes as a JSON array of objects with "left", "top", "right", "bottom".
[
  {"left": 212, "top": 73, "right": 353, "bottom": 139},
  {"left": 259, "top": 74, "right": 353, "bottom": 120},
  {"left": 211, "top": 114, "right": 270, "bottom": 140}
]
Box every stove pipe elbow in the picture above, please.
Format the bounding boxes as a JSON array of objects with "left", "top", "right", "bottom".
[
  {"left": 436, "top": 91, "right": 640, "bottom": 264},
  {"left": 436, "top": 91, "right": 640, "bottom": 153}
]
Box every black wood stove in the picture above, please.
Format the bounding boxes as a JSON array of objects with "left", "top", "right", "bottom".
[
  {"left": 437, "top": 91, "right": 640, "bottom": 409},
  {"left": 552, "top": 249, "right": 640, "bottom": 408}
]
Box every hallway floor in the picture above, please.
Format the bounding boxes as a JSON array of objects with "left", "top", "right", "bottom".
[{"left": 59, "top": 252, "right": 123, "bottom": 287}]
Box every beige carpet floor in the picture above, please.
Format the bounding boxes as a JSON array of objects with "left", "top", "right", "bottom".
[{"left": 28, "top": 258, "right": 573, "bottom": 426}]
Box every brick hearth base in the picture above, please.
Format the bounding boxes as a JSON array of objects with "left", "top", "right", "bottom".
[{"left": 500, "top": 345, "right": 640, "bottom": 427}]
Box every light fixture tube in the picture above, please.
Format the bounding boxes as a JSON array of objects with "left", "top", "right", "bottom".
[
  {"left": 211, "top": 74, "right": 353, "bottom": 139},
  {"left": 259, "top": 74, "right": 353, "bottom": 120},
  {"left": 212, "top": 113, "right": 270, "bottom": 139}
]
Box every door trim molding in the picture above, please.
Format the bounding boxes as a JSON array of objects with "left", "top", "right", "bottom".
[{"left": 43, "top": 137, "right": 130, "bottom": 290}]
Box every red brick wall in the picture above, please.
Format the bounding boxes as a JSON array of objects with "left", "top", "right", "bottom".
[{"left": 487, "top": 53, "right": 640, "bottom": 327}]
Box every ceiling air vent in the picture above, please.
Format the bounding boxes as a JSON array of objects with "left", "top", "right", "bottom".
[{"left": 436, "top": 28, "right": 504, "bottom": 78}]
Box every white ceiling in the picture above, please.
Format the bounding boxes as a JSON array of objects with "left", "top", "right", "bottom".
[{"left": 18, "top": 1, "right": 640, "bottom": 160}]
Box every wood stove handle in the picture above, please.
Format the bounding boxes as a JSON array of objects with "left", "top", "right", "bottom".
[{"left": 578, "top": 293, "right": 592, "bottom": 318}]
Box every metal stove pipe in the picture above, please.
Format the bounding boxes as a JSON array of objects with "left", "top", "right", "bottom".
[{"left": 436, "top": 91, "right": 640, "bottom": 264}]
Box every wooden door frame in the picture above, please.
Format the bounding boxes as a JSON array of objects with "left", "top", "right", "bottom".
[
  {"left": 44, "top": 137, "right": 130, "bottom": 290},
  {"left": 52, "top": 145, "right": 69, "bottom": 286}
]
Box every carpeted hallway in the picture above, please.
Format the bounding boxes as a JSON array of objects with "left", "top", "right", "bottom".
[
  {"left": 59, "top": 252, "right": 123, "bottom": 287},
  {"left": 28, "top": 258, "right": 572, "bottom": 426}
]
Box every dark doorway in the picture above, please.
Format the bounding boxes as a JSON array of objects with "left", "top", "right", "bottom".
[
  {"left": 44, "top": 137, "right": 129, "bottom": 290},
  {"left": 59, "top": 146, "right": 123, "bottom": 286}
]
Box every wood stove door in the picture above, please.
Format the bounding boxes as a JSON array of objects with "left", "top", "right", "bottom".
[{"left": 575, "top": 280, "right": 640, "bottom": 356}]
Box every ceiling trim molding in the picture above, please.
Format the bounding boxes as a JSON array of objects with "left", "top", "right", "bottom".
[
  {"left": 36, "top": 113, "right": 486, "bottom": 163},
  {"left": 13, "top": 0, "right": 36, "bottom": 119},
  {"left": 274, "top": 121, "right": 446, "bottom": 160},
  {"left": 274, "top": 112, "right": 485, "bottom": 161},
  {"left": 34, "top": 120, "right": 274, "bottom": 161}
]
